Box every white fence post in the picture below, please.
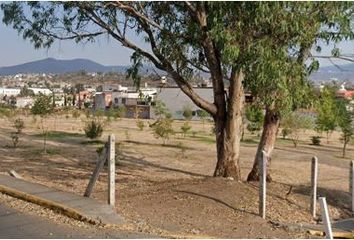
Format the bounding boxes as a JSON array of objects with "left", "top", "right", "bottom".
[
  {"left": 319, "top": 197, "right": 333, "bottom": 239},
  {"left": 108, "top": 134, "right": 116, "bottom": 207},
  {"left": 311, "top": 156, "right": 318, "bottom": 219},
  {"left": 259, "top": 150, "right": 267, "bottom": 219},
  {"left": 350, "top": 161, "right": 354, "bottom": 213}
]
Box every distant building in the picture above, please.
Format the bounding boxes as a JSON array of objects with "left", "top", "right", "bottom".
[
  {"left": 16, "top": 97, "right": 34, "bottom": 108},
  {"left": 155, "top": 87, "right": 253, "bottom": 119},
  {"left": 0, "top": 87, "right": 21, "bottom": 96},
  {"left": 336, "top": 83, "right": 354, "bottom": 100},
  {"left": 28, "top": 87, "right": 52, "bottom": 95}
]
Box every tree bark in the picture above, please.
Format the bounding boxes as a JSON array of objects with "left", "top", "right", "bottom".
[
  {"left": 247, "top": 106, "right": 280, "bottom": 182},
  {"left": 343, "top": 140, "right": 348, "bottom": 158},
  {"left": 213, "top": 70, "right": 244, "bottom": 180}
]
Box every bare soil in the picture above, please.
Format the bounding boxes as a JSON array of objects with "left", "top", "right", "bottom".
[{"left": 0, "top": 114, "right": 351, "bottom": 238}]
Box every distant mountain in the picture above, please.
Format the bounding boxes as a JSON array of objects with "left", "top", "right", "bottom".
[
  {"left": 3, "top": 57, "right": 354, "bottom": 82},
  {"left": 0, "top": 58, "right": 160, "bottom": 76},
  {"left": 310, "top": 63, "right": 354, "bottom": 82}
]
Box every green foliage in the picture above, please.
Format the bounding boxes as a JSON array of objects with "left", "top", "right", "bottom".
[
  {"left": 84, "top": 118, "right": 104, "bottom": 139},
  {"left": 150, "top": 118, "right": 175, "bottom": 145},
  {"left": 281, "top": 128, "right": 292, "bottom": 140},
  {"left": 198, "top": 109, "right": 210, "bottom": 129},
  {"left": 19, "top": 86, "right": 34, "bottom": 97},
  {"left": 0, "top": 106, "right": 12, "bottom": 118},
  {"left": 176, "top": 142, "right": 187, "bottom": 159},
  {"left": 245, "top": 105, "right": 264, "bottom": 135},
  {"left": 124, "top": 130, "right": 130, "bottom": 140},
  {"left": 336, "top": 99, "right": 354, "bottom": 157},
  {"left": 13, "top": 118, "right": 24, "bottom": 134},
  {"left": 72, "top": 109, "right": 80, "bottom": 119},
  {"left": 182, "top": 104, "right": 193, "bottom": 121},
  {"left": 11, "top": 133, "right": 19, "bottom": 148},
  {"left": 154, "top": 100, "right": 171, "bottom": 119},
  {"left": 311, "top": 136, "right": 321, "bottom": 146},
  {"left": 281, "top": 112, "right": 314, "bottom": 147},
  {"left": 106, "top": 107, "right": 126, "bottom": 120},
  {"left": 181, "top": 122, "right": 192, "bottom": 137},
  {"left": 315, "top": 86, "right": 338, "bottom": 142},
  {"left": 136, "top": 119, "right": 145, "bottom": 131},
  {"left": 31, "top": 94, "right": 53, "bottom": 116}
]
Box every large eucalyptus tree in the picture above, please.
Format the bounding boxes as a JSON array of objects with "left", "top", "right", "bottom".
[
  {"left": 246, "top": 2, "right": 354, "bottom": 181},
  {"left": 2, "top": 2, "right": 352, "bottom": 180}
]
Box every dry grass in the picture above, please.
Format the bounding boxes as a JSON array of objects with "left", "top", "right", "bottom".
[{"left": 0, "top": 114, "right": 351, "bottom": 238}]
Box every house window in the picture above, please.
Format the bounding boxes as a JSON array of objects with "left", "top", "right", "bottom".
[
  {"left": 114, "top": 98, "right": 119, "bottom": 104},
  {"left": 122, "top": 98, "right": 126, "bottom": 104}
]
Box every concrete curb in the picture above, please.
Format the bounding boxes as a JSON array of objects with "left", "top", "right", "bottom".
[{"left": 0, "top": 184, "right": 99, "bottom": 225}]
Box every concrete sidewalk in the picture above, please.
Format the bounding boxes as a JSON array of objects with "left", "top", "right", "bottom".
[{"left": 0, "top": 174, "right": 124, "bottom": 226}]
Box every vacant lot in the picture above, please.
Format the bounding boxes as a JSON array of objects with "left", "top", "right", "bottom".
[{"left": 0, "top": 113, "right": 352, "bottom": 238}]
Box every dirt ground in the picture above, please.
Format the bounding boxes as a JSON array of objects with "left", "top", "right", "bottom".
[{"left": 0, "top": 113, "right": 352, "bottom": 238}]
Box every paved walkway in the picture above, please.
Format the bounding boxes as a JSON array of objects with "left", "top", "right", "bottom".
[{"left": 0, "top": 174, "right": 124, "bottom": 226}]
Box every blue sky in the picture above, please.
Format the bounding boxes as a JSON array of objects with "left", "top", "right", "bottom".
[
  {"left": 0, "top": 11, "right": 135, "bottom": 67},
  {"left": 0, "top": 10, "right": 354, "bottom": 68}
]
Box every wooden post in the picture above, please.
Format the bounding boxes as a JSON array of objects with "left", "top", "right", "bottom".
[
  {"left": 84, "top": 144, "right": 108, "bottom": 197},
  {"left": 310, "top": 156, "right": 318, "bottom": 219},
  {"left": 259, "top": 150, "right": 266, "bottom": 219},
  {"left": 319, "top": 197, "right": 333, "bottom": 239},
  {"left": 108, "top": 134, "right": 116, "bottom": 207},
  {"left": 350, "top": 161, "right": 354, "bottom": 213}
]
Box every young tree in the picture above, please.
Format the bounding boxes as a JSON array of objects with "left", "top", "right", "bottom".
[
  {"left": 245, "top": 105, "right": 264, "bottom": 135},
  {"left": 31, "top": 94, "right": 53, "bottom": 153},
  {"left": 182, "top": 104, "right": 193, "bottom": 121},
  {"left": 3, "top": 2, "right": 353, "bottom": 180},
  {"left": 280, "top": 112, "right": 314, "bottom": 148},
  {"left": 337, "top": 99, "right": 353, "bottom": 158},
  {"left": 19, "top": 86, "right": 35, "bottom": 97},
  {"left": 198, "top": 109, "right": 210, "bottom": 130},
  {"left": 315, "top": 86, "right": 338, "bottom": 144}
]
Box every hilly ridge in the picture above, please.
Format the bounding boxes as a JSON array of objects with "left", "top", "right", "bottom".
[
  {"left": 1, "top": 58, "right": 354, "bottom": 81},
  {"left": 0, "top": 58, "right": 134, "bottom": 75}
]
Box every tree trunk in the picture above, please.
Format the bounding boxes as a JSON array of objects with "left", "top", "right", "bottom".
[
  {"left": 343, "top": 140, "right": 348, "bottom": 158},
  {"left": 247, "top": 106, "right": 280, "bottom": 182},
  {"left": 213, "top": 70, "right": 244, "bottom": 180}
]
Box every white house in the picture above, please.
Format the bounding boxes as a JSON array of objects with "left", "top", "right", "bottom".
[
  {"left": 28, "top": 87, "right": 52, "bottom": 95},
  {"left": 16, "top": 97, "right": 34, "bottom": 108},
  {"left": 0, "top": 88, "right": 21, "bottom": 96}
]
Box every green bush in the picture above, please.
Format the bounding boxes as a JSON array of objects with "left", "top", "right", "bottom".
[
  {"left": 72, "top": 110, "right": 81, "bottom": 119},
  {"left": 181, "top": 122, "right": 191, "bottom": 137},
  {"left": 311, "top": 136, "right": 321, "bottom": 146},
  {"left": 13, "top": 118, "right": 25, "bottom": 134},
  {"left": 136, "top": 119, "right": 144, "bottom": 131},
  {"left": 150, "top": 118, "right": 174, "bottom": 144},
  {"left": 281, "top": 128, "right": 292, "bottom": 139},
  {"left": 84, "top": 118, "right": 104, "bottom": 139}
]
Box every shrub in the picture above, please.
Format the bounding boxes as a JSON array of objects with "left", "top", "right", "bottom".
[
  {"left": 150, "top": 118, "right": 174, "bottom": 144},
  {"left": 84, "top": 118, "right": 104, "bottom": 139},
  {"left": 177, "top": 142, "right": 187, "bottom": 159},
  {"left": 136, "top": 119, "right": 144, "bottom": 131},
  {"left": 13, "top": 118, "right": 25, "bottom": 134},
  {"left": 72, "top": 110, "right": 81, "bottom": 119},
  {"left": 124, "top": 130, "right": 130, "bottom": 140},
  {"left": 11, "top": 133, "right": 19, "bottom": 148},
  {"left": 311, "top": 136, "right": 321, "bottom": 146},
  {"left": 182, "top": 104, "right": 193, "bottom": 121},
  {"left": 181, "top": 122, "right": 191, "bottom": 137},
  {"left": 281, "top": 128, "right": 292, "bottom": 139}
]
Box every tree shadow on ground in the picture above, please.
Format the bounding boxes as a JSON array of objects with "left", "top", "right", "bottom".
[
  {"left": 176, "top": 190, "right": 258, "bottom": 216},
  {"left": 118, "top": 152, "right": 209, "bottom": 178},
  {"left": 122, "top": 140, "right": 196, "bottom": 150},
  {"left": 292, "top": 184, "right": 351, "bottom": 213}
]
